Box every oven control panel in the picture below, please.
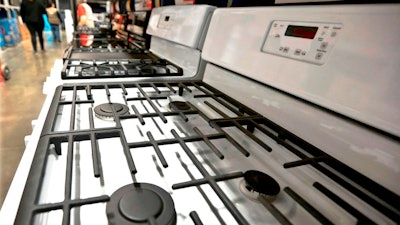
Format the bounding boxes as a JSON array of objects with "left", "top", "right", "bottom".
[{"left": 262, "top": 21, "right": 342, "bottom": 65}]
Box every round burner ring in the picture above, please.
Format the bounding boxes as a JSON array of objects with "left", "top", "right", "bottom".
[
  {"left": 240, "top": 170, "right": 280, "bottom": 202},
  {"left": 106, "top": 183, "right": 176, "bottom": 225},
  {"left": 169, "top": 101, "right": 191, "bottom": 111},
  {"left": 94, "top": 103, "right": 129, "bottom": 120}
]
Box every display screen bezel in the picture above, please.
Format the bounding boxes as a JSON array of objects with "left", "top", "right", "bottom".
[{"left": 285, "top": 25, "right": 319, "bottom": 39}]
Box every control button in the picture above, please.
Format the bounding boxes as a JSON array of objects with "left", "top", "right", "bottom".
[
  {"left": 318, "top": 37, "right": 324, "bottom": 41},
  {"left": 273, "top": 23, "right": 278, "bottom": 28},
  {"left": 321, "top": 31, "right": 327, "bottom": 36},
  {"left": 315, "top": 53, "right": 323, "bottom": 60},
  {"left": 294, "top": 49, "right": 301, "bottom": 55},
  {"left": 301, "top": 51, "right": 307, "bottom": 56},
  {"left": 274, "top": 34, "right": 281, "bottom": 38},
  {"left": 331, "top": 31, "right": 337, "bottom": 37},
  {"left": 279, "top": 47, "right": 284, "bottom": 51},
  {"left": 320, "top": 42, "right": 328, "bottom": 50},
  {"left": 283, "top": 47, "right": 289, "bottom": 53}
]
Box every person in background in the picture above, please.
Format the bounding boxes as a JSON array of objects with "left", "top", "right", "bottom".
[
  {"left": 20, "top": 0, "right": 46, "bottom": 53},
  {"left": 46, "top": 2, "right": 63, "bottom": 42},
  {"left": 76, "top": 0, "right": 94, "bottom": 47}
]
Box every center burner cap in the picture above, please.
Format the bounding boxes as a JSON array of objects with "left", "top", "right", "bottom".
[
  {"left": 107, "top": 183, "right": 176, "bottom": 225},
  {"left": 119, "top": 189, "right": 163, "bottom": 222},
  {"left": 169, "top": 101, "right": 190, "bottom": 111},
  {"left": 94, "top": 103, "right": 129, "bottom": 120},
  {"left": 240, "top": 170, "right": 280, "bottom": 202}
]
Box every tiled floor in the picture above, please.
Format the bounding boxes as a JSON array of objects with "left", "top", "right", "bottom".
[{"left": 0, "top": 35, "right": 69, "bottom": 208}]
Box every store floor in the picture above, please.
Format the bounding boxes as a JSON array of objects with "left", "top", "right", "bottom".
[{"left": 0, "top": 35, "right": 69, "bottom": 208}]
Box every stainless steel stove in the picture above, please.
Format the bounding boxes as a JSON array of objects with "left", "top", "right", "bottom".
[
  {"left": 60, "top": 5, "right": 215, "bottom": 82},
  {"left": 1, "top": 3, "right": 399, "bottom": 225}
]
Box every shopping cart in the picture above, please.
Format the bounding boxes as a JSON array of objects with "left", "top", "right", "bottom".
[{"left": 0, "top": 59, "right": 10, "bottom": 80}]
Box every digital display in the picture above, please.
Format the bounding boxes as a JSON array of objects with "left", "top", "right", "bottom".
[{"left": 285, "top": 25, "right": 318, "bottom": 39}]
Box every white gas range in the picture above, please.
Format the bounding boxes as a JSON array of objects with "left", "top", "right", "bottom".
[
  {"left": 1, "top": 3, "right": 400, "bottom": 225},
  {"left": 45, "top": 5, "right": 216, "bottom": 88}
]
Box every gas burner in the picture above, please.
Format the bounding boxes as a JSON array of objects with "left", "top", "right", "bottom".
[
  {"left": 168, "top": 95, "right": 191, "bottom": 111},
  {"left": 240, "top": 170, "right": 280, "bottom": 202},
  {"left": 169, "top": 101, "right": 191, "bottom": 111},
  {"left": 106, "top": 183, "right": 176, "bottom": 225},
  {"left": 94, "top": 103, "right": 129, "bottom": 120}
]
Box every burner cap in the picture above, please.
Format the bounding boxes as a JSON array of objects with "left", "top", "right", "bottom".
[
  {"left": 119, "top": 189, "right": 163, "bottom": 221},
  {"left": 169, "top": 101, "right": 190, "bottom": 111},
  {"left": 240, "top": 170, "right": 280, "bottom": 201},
  {"left": 106, "top": 183, "right": 176, "bottom": 225},
  {"left": 94, "top": 103, "right": 129, "bottom": 120}
]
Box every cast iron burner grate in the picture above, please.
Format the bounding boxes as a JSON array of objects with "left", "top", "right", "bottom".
[
  {"left": 71, "top": 38, "right": 130, "bottom": 48},
  {"left": 13, "top": 81, "right": 400, "bottom": 225},
  {"left": 61, "top": 58, "right": 183, "bottom": 79},
  {"left": 62, "top": 43, "right": 146, "bottom": 61}
]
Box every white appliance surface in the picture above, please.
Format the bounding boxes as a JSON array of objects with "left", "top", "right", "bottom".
[
  {"left": 148, "top": 5, "right": 215, "bottom": 78},
  {"left": 202, "top": 3, "right": 400, "bottom": 199},
  {"left": 150, "top": 36, "right": 204, "bottom": 77},
  {"left": 202, "top": 4, "right": 400, "bottom": 138},
  {"left": 147, "top": 5, "right": 216, "bottom": 49}
]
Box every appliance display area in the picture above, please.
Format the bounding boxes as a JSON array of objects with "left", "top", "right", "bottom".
[{"left": 262, "top": 21, "right": 342, "bottom": 65}]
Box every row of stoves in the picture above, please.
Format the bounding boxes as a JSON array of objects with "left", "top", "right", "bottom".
[{"left": 1, "top": 4, "right": 400, "bottom": 225}]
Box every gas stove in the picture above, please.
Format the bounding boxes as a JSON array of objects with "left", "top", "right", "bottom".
[
  {"left": 61, "top": 40, "right": 184, "bottom": 79},
  {"left": 61, "top": 52, "right": 183, "bottom": 79},
  {"left": 67, "top": 38, "right": 136, "bottom": 52},
  {"left": 62, "top": 43, "right": 145, "bottom": 62},
  {"left": 1, "top": 3, "right": 400, "bottom": 225},
  {"left": 57, "top": 5, "right": 216, "bottom": 82}
]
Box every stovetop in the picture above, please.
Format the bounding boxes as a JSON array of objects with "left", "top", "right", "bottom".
[
  {"left": 13, "top": 81, "right": 399, "bottom": 225},
  {"left": 61, "top": 53, "right": 183, "bottom": 79},
  {"left": 70, "top": 39, "right": 133, "bottom": 50},
  {"left": 62, "top": 37, "right": 183, "bottom": 80},
  {"left": 65, "top": 38, "right": 145, "bottom": 58}
]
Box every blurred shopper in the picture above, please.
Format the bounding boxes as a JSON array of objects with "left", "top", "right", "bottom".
[
  {"left": 46, "top": 2, "right": 63, "bottom": 42},
  {"left": 76, "top": 0, "right": 94, "bottom": 46},
  {"left": 20, "top": 0, "right": 47, "bottom": 53}
]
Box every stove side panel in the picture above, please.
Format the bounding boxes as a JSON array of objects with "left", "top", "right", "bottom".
[{"left": 147, "top": 5, "right": 216, "bottom": 49}]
